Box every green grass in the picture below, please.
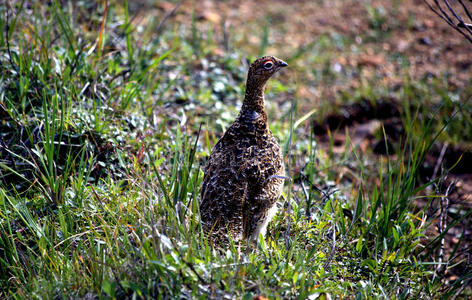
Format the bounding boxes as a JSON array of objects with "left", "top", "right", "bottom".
[{"left": 1, "top": 1, "right": 471, "bottom": 298}]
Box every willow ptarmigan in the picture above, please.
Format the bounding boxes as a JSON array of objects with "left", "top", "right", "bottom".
[{"left": 200, "top": 56, "right": 288, "bottom": 243}]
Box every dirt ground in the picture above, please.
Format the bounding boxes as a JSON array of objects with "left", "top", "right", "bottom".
[{"left": 189, "top": 0, "right": 472, "bottom": 86}]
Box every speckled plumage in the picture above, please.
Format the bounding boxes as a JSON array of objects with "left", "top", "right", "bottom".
[{"left": 200, "top": 56, "right": 288, "bottom": 243}]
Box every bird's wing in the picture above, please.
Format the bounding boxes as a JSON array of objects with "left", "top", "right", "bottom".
[
  {"left": 200, "top": 141, "right": 248, "bottom": 239},
  {"left": 237, "top": 144, "right": 283, "bottom": 185}
]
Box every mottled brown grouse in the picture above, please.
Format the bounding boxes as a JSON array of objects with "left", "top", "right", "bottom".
[{"left": 200, "top": 56, "right": 288, "bottom": 243}]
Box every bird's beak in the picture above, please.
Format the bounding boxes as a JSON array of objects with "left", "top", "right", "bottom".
[
  {"left": 278, "top": 60, "right": 288, "bottom": 68},
  {"left": 276, "top": 59, "right": 288, "bottom": 71}
]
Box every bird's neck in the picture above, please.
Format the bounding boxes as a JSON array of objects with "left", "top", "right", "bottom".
[{"left": 240, "top": 80, "right": 267, "bottom": 122}]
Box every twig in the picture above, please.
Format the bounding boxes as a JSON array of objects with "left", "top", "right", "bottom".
[
  {"left": 435, "top": 181, "right": 454, "bottom": 280},
  {"left": 423, "top": 0, "right": 472, "bottom": 43},
  {"left": 299, "top": 172, "right": 338, "bottom": 203},
  {"left": 263, "top": 175, "right": 290, "bottom": 186},
  {"left": 222, "top": 19, "right": 229, "bottom": 51},
  {"left": 323, "top": 223, "right": 336, "bottom": 270},
  {"left": 155, "top": 0, "right": 184, "bottom": 34},
  {"left": 90, "top": 185, "right": 103, "bottom": 203},
  {"left": 443, "top": 0, "right": 472, "bottom": 37},
  {"left": 4, "top": 0, "right": 17, "bottom": 71},
  {"left": 297, "top": 163, "right": 339, "bottom": 270},
  {"left": 451, "top": 278, "right": 472, "bottom": 300},
  {"left": 170, "top": 238, "right": 209, "bottom": 285},
  {"left": 300, "top": 177, "right": 310, "bottom": 217},
  {"left": 284, "top": 99, "right": 295, "bottom": 251},
  {"left": 298, "top": 162, "right": 338, "bottom": 217},
  {"left": 432, "top": 142, "right": 448, "bottom": 180},
  {"left": 109, "top": 69, "right": 131, "bottom": 84},
  {"left": 458, "top": 22, "right": 472, "bottom": 29},
  {"left": 299, "top": 162, "right": 312, "bottom": 218}
]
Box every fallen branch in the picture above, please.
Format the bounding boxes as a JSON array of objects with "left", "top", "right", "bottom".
[{"left": 424, "top": 0, "right": 472, "bottom": 43}]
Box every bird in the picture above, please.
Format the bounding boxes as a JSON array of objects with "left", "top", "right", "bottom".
[{"left": 200, "top": 56, "right": 288, "bottom": 244}]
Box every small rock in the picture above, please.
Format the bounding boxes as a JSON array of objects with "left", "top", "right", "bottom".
[{"left": 418, "top": 37, "right": 432, "bottom": 45}]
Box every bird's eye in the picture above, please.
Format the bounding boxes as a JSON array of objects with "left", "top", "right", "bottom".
[{"left": 263, "top": 61, "right": 274, "bottom": 70}]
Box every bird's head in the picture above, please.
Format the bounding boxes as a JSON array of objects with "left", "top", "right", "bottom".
[{"left": 247, "top": 56, "right": 288, "bottom": 84}]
